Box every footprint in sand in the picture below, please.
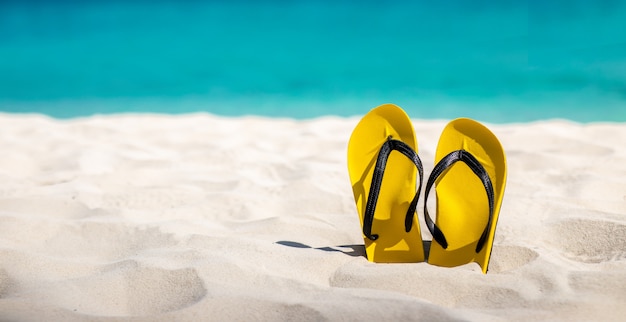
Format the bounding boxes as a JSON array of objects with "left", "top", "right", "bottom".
[
  {"left": 547, "top": 219, "right": 626, "bottom": 263},
  {"left": 488, "top": 245, "right": 539, "bottom": 273},
  {"left": 44, "top": 260, "right": 207, "bottom": 316}
]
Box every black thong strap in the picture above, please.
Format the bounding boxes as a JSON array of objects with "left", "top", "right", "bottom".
[
  {"left": 423, "top": 149, "right": 495, "bottom": 253},
  {"left": 363, "top": 136, "right": 423, "bottom": 241}
]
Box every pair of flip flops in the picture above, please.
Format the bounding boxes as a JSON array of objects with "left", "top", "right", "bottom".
[{"left": 347, "top": 104, "right": 507, "bottom": 273}]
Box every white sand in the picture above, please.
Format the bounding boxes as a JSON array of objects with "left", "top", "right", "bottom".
[{"left": 0, "top": 112, "right": 624, "bottom": 321}]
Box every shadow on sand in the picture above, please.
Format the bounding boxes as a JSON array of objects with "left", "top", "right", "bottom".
[
  {"left": 276, "top": 240, "right": 432, "bottom": 260},
  {"left": 275, "top": 241, "right": 365, "bottom": 258}
]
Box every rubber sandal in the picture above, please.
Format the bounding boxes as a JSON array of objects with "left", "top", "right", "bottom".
[
  {"left": 347, "top": 104, "right": 425, "bottom": 263},
  {"left": 424, "top": 118, "right": 507, "bottom": 273}
]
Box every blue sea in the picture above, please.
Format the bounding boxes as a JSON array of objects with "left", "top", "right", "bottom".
[{"left": 1, "top": 0, "right": 625, "bottom": 122}]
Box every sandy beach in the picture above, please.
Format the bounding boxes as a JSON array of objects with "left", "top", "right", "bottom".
[{"left": 0, "top": 112, "right": 624, "bottom": 321}]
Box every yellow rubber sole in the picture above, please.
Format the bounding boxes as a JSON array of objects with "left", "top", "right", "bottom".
[
  {"left": 427, "top": 118, "right": 507, "bottom": 273},
  {"left": 347, "top": 104, "right": 424, "bottom": 263}
]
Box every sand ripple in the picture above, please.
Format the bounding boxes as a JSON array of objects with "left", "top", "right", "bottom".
[{"left": 548, "top": 219, "right": 626, "bottom": 263}]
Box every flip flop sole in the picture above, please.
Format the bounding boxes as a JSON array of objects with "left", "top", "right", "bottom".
[
  {"left": 427, "top": 118, "right": 507, "bottom": 273},
  {"left": 348, "top": 104, "right": 425, "bottom": 263}
]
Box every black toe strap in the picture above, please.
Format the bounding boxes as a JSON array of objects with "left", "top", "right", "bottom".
[
  {"left": 363, "top": 136, "right": 424, "bottom": 241},
  {"left": 423, "top": 150, "right": 495, "bottom": 253}
]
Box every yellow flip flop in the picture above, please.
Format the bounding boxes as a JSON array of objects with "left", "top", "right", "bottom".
[
  {"left": 424, "top": 118, "right": 507, "bottom": 273},
  {"left": 347, "top": 104, "right": 425, "bottom": 263}
]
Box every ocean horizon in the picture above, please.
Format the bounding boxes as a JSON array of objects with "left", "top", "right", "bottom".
[{"left": 1, "top": 0, "right": 625, "bottom": 122}]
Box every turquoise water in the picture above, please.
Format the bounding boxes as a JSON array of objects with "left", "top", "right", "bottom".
[{"left": 1, "top": 0, "right": 625, "bottom": 122}]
